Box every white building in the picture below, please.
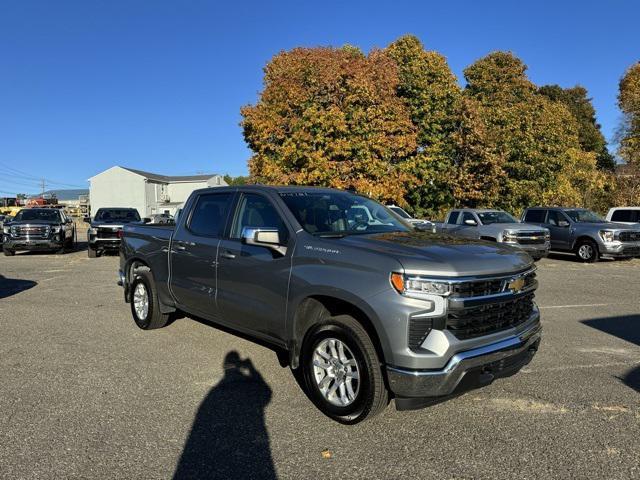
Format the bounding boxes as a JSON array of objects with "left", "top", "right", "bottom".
[{"left": 88, "top": 166, "right": 227, "bottom": 217}]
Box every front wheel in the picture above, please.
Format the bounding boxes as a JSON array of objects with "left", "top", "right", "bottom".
[
  {"left": 3, "top": 248, "right": 15, "bottom": 256},
  {"left": 129, "top": 269, "right": 170, "bottom": 330},
  {"left": 301, "top": 315, "right": 388, "bottom": 424},
  {"left": 576, "top": 239, "right": 599, "bottom": 263}
]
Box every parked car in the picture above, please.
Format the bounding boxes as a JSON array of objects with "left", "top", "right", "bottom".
[
  {"left": 522, "top": 207, "right": 640, "bottom": 262},
  {"left": 434, "top": 209, "right": 550, "bottom": 260},
  {"left": 119, "top": 186, "right": 541, "bottom": 424},
  {"left": 86, "top": 208, "right": 144, "bottom": 258},
  {"left": 2, "top": 208, "right": 75, "bottom": 256},
  {"left": 606, "top": 207, "right": 640, "bottom": 225},
  {"left": 386, "top": 205, "right": 434, "bottom": 229},
  {"left": 0, "top": 215, "right": 6, "bottom": 246}
]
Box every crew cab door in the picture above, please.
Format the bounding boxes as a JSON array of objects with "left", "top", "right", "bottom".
[
  {"left": 169, "top": 191, "right": 234, "bottom": 319},
  {"left": 545, "top": 210, "right": 573, "bottom": 250},
  {"left": 216, "top": 192, "right": 293, "bottom": 343}
]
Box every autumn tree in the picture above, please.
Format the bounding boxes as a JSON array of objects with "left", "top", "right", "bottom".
[
  {"left": 463, "top": 52, "right": 608, "bottom": 212},
  {"left": 385, "top": 35, "right": 461, "bottom": 216},
  {"left": 618, "top": 62, "right": 640, "bottom": 166},
  {"left": 241, "top": 47, "right": 417, "bottom": 204},
  {"left": 539, "top": 85, "right": 615, "bottom": 170}
]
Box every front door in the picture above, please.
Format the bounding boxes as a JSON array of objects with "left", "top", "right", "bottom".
[
  {"left": 546, "top": 210, "right": 573, "bottom": 250},
  {"left": 216, "top": 192, "right": 293, "bottom": 342},
  {"left": 170, "top": 191, "right": 234, "bottom": 319}
]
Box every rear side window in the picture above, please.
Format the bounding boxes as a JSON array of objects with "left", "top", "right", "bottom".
[
  {"left": 524, "top": 209, "right": 546, "bottom": 223},
  {"left": 188, "top": 193, "right": 232, "bottom": 237},
  {"left": 611, "top": 210, "right": 639, "bottom": 222},
  {"left": 447, "top": 211, "right": 460, "bottom": 224}
]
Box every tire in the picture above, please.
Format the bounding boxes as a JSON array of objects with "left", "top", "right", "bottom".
[
  {"left": 301, "top": 315, "right": 388, "bottom": 424},
  {"left": 576, "top": 239, "right": 599, "bottom": 263},
  {"left": 129, "top": 269, "right": 170, "bottom": 330},
  {"left": 3, "top": 248, "right": 15, "bottom": 256},
  {"left": 87, "top": 247, "right": 98, "bottom": 258}
]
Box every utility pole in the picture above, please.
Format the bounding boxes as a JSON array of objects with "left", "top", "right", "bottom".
[{"left": 41, "top": 179, "right": 45, "bottom": 198}]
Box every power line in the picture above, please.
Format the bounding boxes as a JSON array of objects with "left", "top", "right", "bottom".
[{"left": 0, "top": 162, "right": 87, "bottom": 188}]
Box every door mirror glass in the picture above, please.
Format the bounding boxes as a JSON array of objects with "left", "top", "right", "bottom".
[
  {"left": 242, "top": 227, "right": 286, "bottom": 255},
  {"left": 558, "top": 220, "right": 570, "bottom": 227},
  {"left": 464, "top": 219, "right": 477, "bottom": 226}
]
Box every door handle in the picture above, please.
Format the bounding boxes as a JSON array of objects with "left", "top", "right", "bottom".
[
  {"left": 174, "top": 245, "right": 186, "bottom": 251},
  {"left": 220, "top": 251, "right": 236, "bottom": 259}
]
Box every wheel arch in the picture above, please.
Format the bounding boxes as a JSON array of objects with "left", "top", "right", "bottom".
[{"left": 288, "top": 294, "right": 388, "bottom": 370}]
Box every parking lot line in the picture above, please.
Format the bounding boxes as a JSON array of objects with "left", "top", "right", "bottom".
[{"left": 539, "top": 303, "right": 612, "bottom": 309}]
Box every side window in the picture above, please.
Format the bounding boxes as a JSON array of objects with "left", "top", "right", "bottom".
[
  {"left": 447, "top": 211, "right": 459, "bottom": 225},
  {"left": 547, "top": 210, "right": 562, "bottom": 226},
  {"left": 611, "top": 210, "right": 632, "bottom": 222},
  {"left": 524, "top": 209, "right": 546, "bottom": 223},
  {"left": 231, "top": 194, "right": 289, "bottom": 243},
  {"left": 188, "top": 193, "right": 232, "bottom": 237},
  {"left": 462, "top": 212, "right": 476, "bottom": 224}
]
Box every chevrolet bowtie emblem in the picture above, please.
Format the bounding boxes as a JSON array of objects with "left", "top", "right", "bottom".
[{"left": 507, "top": 277, "right": 525, "bottom": 293}]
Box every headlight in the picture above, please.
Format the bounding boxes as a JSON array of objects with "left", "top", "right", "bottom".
[
  {"left": 2, "top": 226, "right": 9, "bottom": 234},
  {"left": 50, "top": 226, "right": 62, "bottom": 233},
  {"left": 503, "top": 230, "right": 518, "bottom": 243},
  {"left": 599, "top": 230, "right": 615, "bottom": 243},
  {"left": 390, "top": 273, "right": 448, "bottom": 316}
]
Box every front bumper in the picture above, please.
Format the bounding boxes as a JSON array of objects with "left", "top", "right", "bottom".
[
  {"left": 88, "top": 235, "right": 121, "bottom": 250},
  {"left": 600, "top": 241, "right": 640, "bottom": 257},
  {"left": 512, "top": 242, "right": 549, "bottom": 259},
  {"left": 386, "top": 321, "right": 541, "bottom": 400},
  {"left": 3, "top": 238, "right": 64, "bottom": 251}
]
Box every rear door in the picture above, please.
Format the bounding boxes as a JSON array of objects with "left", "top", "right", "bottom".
[
  {"left": 216, "top": 192, "right": 294, "bottom": 343},
  {"left": 170, "top": 191, "right": 234, "bottom": 320}
]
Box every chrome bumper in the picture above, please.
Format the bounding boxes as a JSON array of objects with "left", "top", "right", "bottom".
[{"left": 387, "top": 321, "right": 542, "bottom": 398}]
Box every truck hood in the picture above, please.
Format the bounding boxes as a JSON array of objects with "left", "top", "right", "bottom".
[
  {"left": 486, "top": 222, "right": 546, "bottom": 231},
  {"left": 7, "top": 219, "right": 61, "bottom": 226},
  {"left": 338, "top": 231, "right": 533, "bottom": 277},
  {"left": 590, "top": 222, "right": 640, "bottom": 231}
]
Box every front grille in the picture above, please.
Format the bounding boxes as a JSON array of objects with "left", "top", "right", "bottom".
[
  {"left": 515, "top": 231, "right": 547, "bottom": 245},
  {"left": 447, "top": 293, "right": 535, "bottom": 340},
  {"left": 11, "top": 225, "right": 50, "bottom": 239},
  {"left": 97, "top": 227, "right": 121, "bottom": 239},
  {"left": 619, "top": 231, "right": 640, "bottom": 242},
  {"left": 450, "top": 270, "right": 537, "bottom": 298}
]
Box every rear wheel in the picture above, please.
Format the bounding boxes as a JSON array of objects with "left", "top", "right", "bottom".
[
  {"left": 576, "top": 239, "right": 599, "bottom": 263},
  {"left": 3, "top": 248, "right": 14, "bottom": 256},
  {"left": 301, "top": 315, "right": 388, "bottom": 424},
  {"left": 129, "top": 269, "right": 170, "bottom": 330},
  {"left": 87, "top": 247, "right": 98, "bottom": 258}
]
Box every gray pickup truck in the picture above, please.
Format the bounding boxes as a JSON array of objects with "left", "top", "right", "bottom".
[
  {"left": 522, "top": 207, "right": 640, "bottom": 262},
  {"left": 119, "top": 186, "right": 541, "bottom": 424},
  {"left": 435, "top": 209, "right": 550, "bottom": 260}
]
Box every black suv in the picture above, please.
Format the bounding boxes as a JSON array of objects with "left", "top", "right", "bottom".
[
  {"left": 2, "top": 208, "right": 76, "bottom": 256},
  {"left": 86, "top": 208, "right": 143, "bottom": 258}
]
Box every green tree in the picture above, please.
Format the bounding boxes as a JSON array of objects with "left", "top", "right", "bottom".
[
  {"left": 223, "top": 174, "right": 249, "bottom": 186},
  {"left": 539, "top": 85, "right": 615, "bottom": 170},
  {"left": 385, "top": 35, "right": 461, "bottom": 216},
  {"left": 241, "top": 47, "right": 417, "bottom": 204}
]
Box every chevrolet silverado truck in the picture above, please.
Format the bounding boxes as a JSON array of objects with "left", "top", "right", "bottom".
[
  {"left": 2, "top": 208, "right": 75, "bottom": 256},
  {"left": 435, "top": 209, "right": 550, "bottom": 260},
  {"left": 86, "top": 208, "right": 144, "bottom": 258},
  {"left": 119, "top": 186, "right": 541, "bottom": 424},
  {"left": 522, "top": 207, "right": 640, "bottom": 262}
]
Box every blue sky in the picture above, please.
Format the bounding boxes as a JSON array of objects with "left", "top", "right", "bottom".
[{"left": 1, "top": 0, "right": 638, "bottom": 194}]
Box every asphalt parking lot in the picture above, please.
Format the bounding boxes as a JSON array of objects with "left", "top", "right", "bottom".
[{"left": 1, "top": 243, "right": 639, "bottom": 479}]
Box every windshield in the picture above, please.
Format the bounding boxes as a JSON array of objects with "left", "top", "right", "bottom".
[
  {"left": 477, "top": 211, "right": 518, "bottom": 225},
  {"left": 13, "top": 209, "right": 61, "bottom": 222},
  {"left": 389, "top": 206, "right": 411, "bottom": 219},
  {"left": 95, "top": 209, "right": 141, "bottom": 222},
  {"left": 564, "top": 209, "right": 605, "bottom": 223},
  {"left": 280, "top": 191, "right": 410, "bottom": 236}
]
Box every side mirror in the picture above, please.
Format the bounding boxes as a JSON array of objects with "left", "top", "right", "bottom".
[
  {"left": 142, "top": 217, "right": 151, "bottom": 224},
  {"left": 242, "top": 227, "right": 286, "bottom": 255},
  {"left": 558, "top": 220, "right": 570, "bottom": 227},
  {"left": 83, "top": 217, "right": 91, "bottom": 224},
  {"left": 464, "top": 219, "right": 478, "bottom": 226}
]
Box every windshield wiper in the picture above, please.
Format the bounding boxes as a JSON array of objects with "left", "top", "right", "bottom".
[{"left": 314, "top": 232, "right": 347, "bottom": 238}]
